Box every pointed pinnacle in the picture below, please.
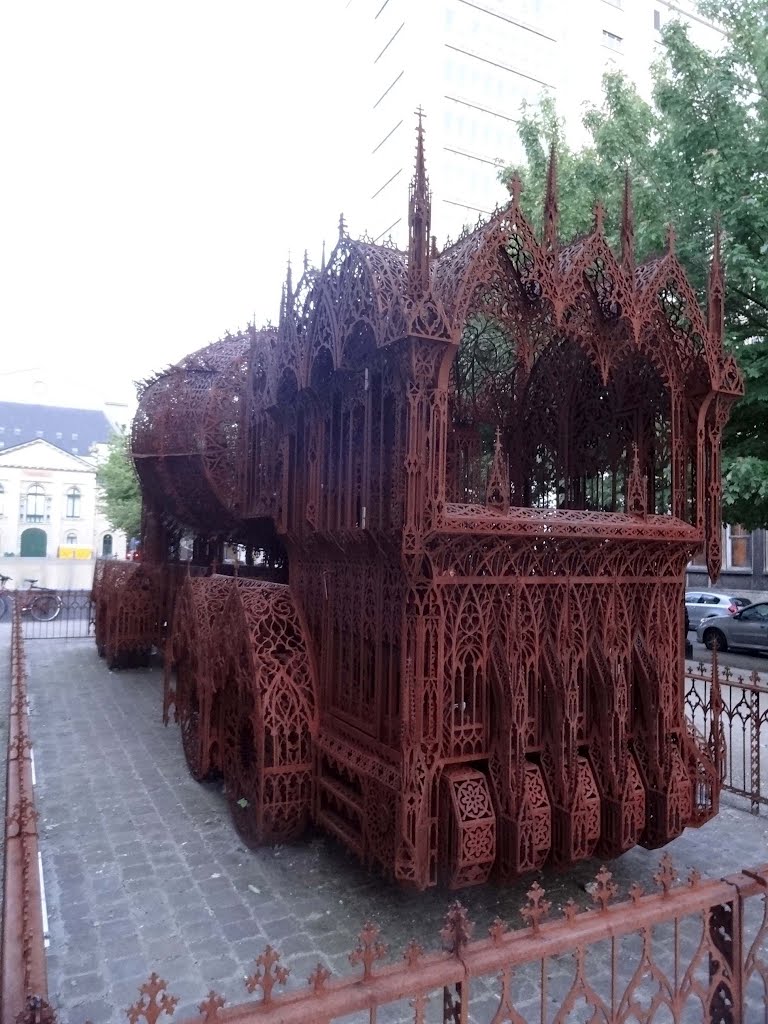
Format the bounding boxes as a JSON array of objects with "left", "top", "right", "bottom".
[
  {"left": 621, "top": 169, "right": 635, "bottom": 277},
  {"left": 339, "top": 213, "right": 346, "bottom": 240},
  {"left": 711, "top": 214, "right": 722, "bottom": 273},
  {"left": 543, "top": 140, "right": 559, "bottom": 247},
  {"left": 666, "top": 223, "right": 676, "bottom": 255},
  {"left": 593, "top": 199, "right": 605, "bottom": 234},
  {"left": 506, "top": 174, "right": 523, "bottom": 206},
  {"left": 413, "top": 107, "right": 428, "bottom": 187}
]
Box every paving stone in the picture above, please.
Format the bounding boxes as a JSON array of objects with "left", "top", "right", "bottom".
[
  {"left": 106, "top": 955, "right": 155, "bottom": 983},
  {"left": 60, "top": 971, "right": 107, "bottom": 999}
]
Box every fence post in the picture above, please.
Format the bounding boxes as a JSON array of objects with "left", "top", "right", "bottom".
[
  {"left": 749, "top": 677, "right": 761, "bottom": 815},
  {"left": 707, "top": 884, "right": 742, "bottom": 1024}
]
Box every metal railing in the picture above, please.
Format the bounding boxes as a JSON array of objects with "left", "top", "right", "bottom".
[
  {"left": 685, "top": 652, "right": 768, "bottom": 813},
  {"left": 0, "top": 601, "right": 49, "bottom": 1023},
  {"left": 96, "top": 858, "right": 768, "bottom": 1023},
  {"left": 0, "top": 588, "right": 95, "bottom": 640},
  {"left": 2, "top": 619, "right": 767, "bottom": 1022}
]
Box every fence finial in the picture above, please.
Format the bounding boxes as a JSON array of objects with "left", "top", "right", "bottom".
[
  {"left": 440, "top": 902, "right": 474, "bottom": 955},
  {"left": 521, "top": 882, "right": 551, "bottom": 934},
  {"left": 245, "top": 945, "right": 289, "bottom": 1004},
  {"left": 349, "top": 922, "right": 387, "bottom": 981},
  {"left": 126, "top": 973, "right": 178, "bottom": 1024}
]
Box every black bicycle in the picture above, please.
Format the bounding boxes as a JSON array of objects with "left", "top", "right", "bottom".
[{"left": 0, "top": 574, "right": 63, "bottom": 622}]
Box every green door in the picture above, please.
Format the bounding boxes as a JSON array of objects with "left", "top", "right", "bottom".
[{"left": 20, "top": 528, "right": 47, "bottom": 557}]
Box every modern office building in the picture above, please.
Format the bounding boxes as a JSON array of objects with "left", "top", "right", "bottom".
[{"left": 347, "top": 0, "right": 725, "bottom": 246}]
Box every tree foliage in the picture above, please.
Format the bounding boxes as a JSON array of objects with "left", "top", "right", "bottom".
[
  {"left": 96, "top": 431, "right": 141, "bottom": 541},
  {"left": 502, "top": 0, "right": 768, "bottom": 527}
]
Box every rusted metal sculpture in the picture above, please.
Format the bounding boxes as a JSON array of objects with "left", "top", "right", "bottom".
[{"left": 118, "top": 116, "right": 742, "bottom": 889}]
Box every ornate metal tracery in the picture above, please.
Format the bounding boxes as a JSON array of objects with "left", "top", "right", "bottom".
[{"left": 122, "top": 115, "right": 742, "bottom": 889}]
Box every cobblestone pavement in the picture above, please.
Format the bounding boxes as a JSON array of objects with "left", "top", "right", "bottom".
[{"left": 15, "top": 639, "right": 768, "bottom": 1022}]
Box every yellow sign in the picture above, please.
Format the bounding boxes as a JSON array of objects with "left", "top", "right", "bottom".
[{"left": 58, "top": 546, "right": 92, "bottom": 560}]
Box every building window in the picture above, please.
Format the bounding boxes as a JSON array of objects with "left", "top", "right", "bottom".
[
  {"left": 71, "top": 433, "right": 78, "bottom": 441},
  {"left": 102, "top": 534, "right": 113, "bottom": 557},
  {"left": 66, "top": 487, "right": 81, "bottom": 519},
  {"left": 13, "top": 428, "right": 20, "bottom": 436},
  {"left": 55, "top": 432, "right": 62, "bottom": 440},
  {"left": 71, "top": 447, "right": 79, "bottom": 455},
  {"left": 654, "top": 9, "right": 661, "bottom": 30},
  {"left": 602, "top": 29, "right": 624, "bottom": 52},
  {"left": 726, "top": 524, "right": 752, "bottom": 570},
  {"left": 25, "top": 484, "right": 48, "bottom": 523},
  {"left": 66, "top": 531, "right": 77, "bottom": 545},
  {"left": 36, "top": 430, "right": 43, "bottom": 437}
]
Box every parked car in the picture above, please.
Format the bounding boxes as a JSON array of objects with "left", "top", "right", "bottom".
[
  {"left": 697, "top": 601, "right": 768, "bottom": 652},
  {"left": 684, "top": 591, "right": 751, "bottom": 628}
]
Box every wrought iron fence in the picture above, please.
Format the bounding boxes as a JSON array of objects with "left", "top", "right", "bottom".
[
  {"left": 1, "top": 601, "right": 49, "bottom": 1022},
  {"left": 2, "top": 588, "right": 95, "bottom": 640},
  {"left": 30, "top": 857, "right": 763, "bottom": 1024},
  {"left": 3, "top": 611, "right": 768, "bottom": 1023},
  {"left": 685, "top": 653, "right": 768, "bottom": 813}
]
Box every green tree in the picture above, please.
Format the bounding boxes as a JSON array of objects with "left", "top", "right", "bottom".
[
  {"left": 97, "top": 431, "right": 141, "bottom": 541},
  {"left": 502, "top": 0, "right": 768, "bottom": 527}
]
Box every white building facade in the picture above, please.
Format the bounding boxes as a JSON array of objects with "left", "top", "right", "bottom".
[
  {"left": 0, "top": 439, "right": 126, "bottom": 590},
  {"left": 347, "top": 0, "right": 725, "bottom": 246}
]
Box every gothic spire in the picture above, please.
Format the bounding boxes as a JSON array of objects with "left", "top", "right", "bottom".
[
  {"left": 485, "top": 428, "right": 510, "bottom": 513},
  {"left": 665, "top": 222, "right": 676, "bottom": 256},
  {"left": 708, "top": 216, "right": 724, "bottom": 343},
  {"left": 620, "top": 170, "right": 635, "bottom": 281},
  {"left": 506, "top": 174, "right": 523, "bottom": 208},
  {"left": 543, "top": 139, "right": 559, "bottom": 250},
  {"left": 408, "top": 107, "right": 432, "bottom": 297},
  {"left": 593, "top": 199, "right": 605, "bottom": 235}
]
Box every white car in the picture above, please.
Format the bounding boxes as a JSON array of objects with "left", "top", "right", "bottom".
[{"left": 684, "top": 591, "right": 751, "bottom": 629}]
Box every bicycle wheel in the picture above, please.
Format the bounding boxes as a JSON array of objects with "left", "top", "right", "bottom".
[{"left": 29, "top": 593, "right": 62, "bottom": 622}]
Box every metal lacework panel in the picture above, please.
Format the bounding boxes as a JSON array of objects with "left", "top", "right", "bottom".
[
  {"left": 26, "top": 859, "right": 765, "bottom": 1024},
  {"left": 217, "top": 579, "right": 318, "bottom": 847}
]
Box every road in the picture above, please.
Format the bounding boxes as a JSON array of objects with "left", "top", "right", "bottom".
[{"left": 687, "top": 634, "right": 768, "bottom": 676}]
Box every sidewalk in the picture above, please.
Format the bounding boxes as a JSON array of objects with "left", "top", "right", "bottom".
[{"left": 19, "top": 638, "right": 768, "bottom": 1021}]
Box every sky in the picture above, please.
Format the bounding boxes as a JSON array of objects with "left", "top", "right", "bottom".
[{"left": 0, "top": 1, "right": 368, "bottom": 413}]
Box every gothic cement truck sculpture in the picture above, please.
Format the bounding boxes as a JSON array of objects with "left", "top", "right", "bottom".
[{"left": 93, "top": 123, "right": 743, "bottom": 890}]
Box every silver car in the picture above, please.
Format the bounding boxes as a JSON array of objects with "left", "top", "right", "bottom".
[
  {"left": 685, "top": 590, "right": 751, "bottom": 628},
  {"left": 697, "top": 601, "right": 768, "bottom": 652}
]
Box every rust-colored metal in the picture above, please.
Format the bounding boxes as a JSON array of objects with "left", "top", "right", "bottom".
[
  {"left": 685, "top": 655, "right": 768, "bottom": 813},
  {"left": 114, "top": 116, "right": 743, "bottom": 887},
  {"left": 0, "top": 601, "right": 53, "bottom": 1024},
  {"left": 92, "top": 857, "right": 768, "bottom": 1023}
]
